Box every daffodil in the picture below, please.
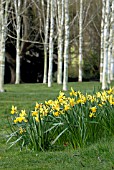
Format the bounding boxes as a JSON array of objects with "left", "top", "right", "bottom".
[
  {"left": 68, "top": 97, "right": 75, "bottom": 107},
  {"left": 32, "top": 109, "right": 38, "bottom": 116},
  {"left": 11, "top": 105, "right": 17, "bottom": 114},
  {"left": 35, "top": 102, "right": 42, "bottom": 110},
  {"left": 96, "top": 92, "right": 101, "bottom": 98},
  {"left": 70, "top": 87, "right": 77, "bottom": 96},
  {"left": 107, "top": 87, "right": 113, "bottom": 95},
  {"left": 52, "top": 100, "right": 60, "bottom": 111},
  {"left": 45, "top": 100, "right": 53, "bottom": 106},
  {"left": 90, "top": 106, "right": 97, "bottom": 113},
  {"left": 53, "top": 111, "right": 59, "bottom": 117},
  {"left": 64, "top": 104, "right": 70, "bottom": 111},
  {"left": 35, "top": 116, "right": 39, "bottom": 122},
  {"left": 58, "top": 91, "right": 65, "bottom": 97},
  {"left": 20, "top": 110, "right": 26, "bottom": 117},
  {"left": 89, "top": 112, "right": 96, "bottom": 118},
  {"left": 14, "top": 116, "right": 27, "bottom": 123}
]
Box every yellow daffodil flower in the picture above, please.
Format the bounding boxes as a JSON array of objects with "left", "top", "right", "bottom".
[
  {"left": 90, "top": 106, "right": 97, "bottom": 113},
  {"left": 35, "top": 116, "right": 39, "bottom": 122},
  {"left": 68, "top": 97, "right": 75, "bottom": 107},
  {"left": 53, "top": 111, "right": 59, "bottom": 117},
  {"left": 11, "top": 105, "right": 17, "bottom": 114},
  {"left": 107, "top": 87, "right": 113, "bottom": 95},
  {"left": 19, "top": 110, "right": 26, "bottom": 117},
  {"left": 32, "top": 109, "right": 38, "bottom": 116},
  {"left": 89, "top": 112, "right": 96, "bottom": 118},
  {"left": 14, "top": 116, "right": 27, "bottom": 123},
  {"left": 64, "top": 104, "right": 70, "bottom": 111},
  {"left": 70, "top": 87, "right": 77, "bottom": 96}
]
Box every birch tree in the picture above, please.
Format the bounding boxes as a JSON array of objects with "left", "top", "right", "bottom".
[
  {"left": 110, "top": 0, "right": 114, "bottom": 80},
  {"left": 14, "top": 0, "right": 21, "bottom": 84},
  {"left": 0, "top": 0, "right": 10, "bottom": 92},
  {"left": 43, "top": 0, "right": 50, "bottom": 84},
  {"left": 78, "top": 0, "right": 83, "bottom": 82},
  {"left": 63, "top": 0, "right": 69, "bottom": 91},
  {"left": 48, "top": 0, "right": 54, "bottom": 87},
  {"left": 102, "top": 0, "right": 111, "bottom": 89},
  {"left": 57, "top": 0, "right": 64, "bottom": 84},
  {"left": 100, "top": 0, "right": 105, "bottom": 82},
  {"left": 107, "top": 0, "right": 113, "bottom": 84}
]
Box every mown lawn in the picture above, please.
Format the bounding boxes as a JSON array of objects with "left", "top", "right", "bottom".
[{"left": 0, "top": 82, "right": 114, "bottom": 170}]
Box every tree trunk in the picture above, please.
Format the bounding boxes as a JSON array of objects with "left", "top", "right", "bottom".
[
  {"left": 78, "top": 0, "right": 83, "bottom": 82},
  {"left": 0, "top": 0, "right": 9, "bottom": 92},
  {"left": 48, "top": 0, "right": 54, "bottom": 87},
  {"left": 14, "top": 0, "right": 21, "bottom": 84},
  {"left": 110, "top": 1, "right": 114, "bottom": 80},
  {"left": 63, "top": 0, "right": 69, "bottom": 91},
  {"left": 9, "top": 66, "right": 16, "bottom": 83},
  {"left": 43, "top": 0, "right": 50, "bottom": 84},
  {"left": 57, "top": 0, "right": 64, "bottom": 84},
  {"left": 5, "top": 52, "right": 16, "bottom": 83},
  {"left": 102, "top": 0, "right": 111, "bottom": 89},
  {"left": 100, "top": 0, "right": 105, "bottom": 82}
]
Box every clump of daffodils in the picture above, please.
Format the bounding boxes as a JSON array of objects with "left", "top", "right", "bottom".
[{"left": 8, "top": 86, "right": 114, "bottom": 150}]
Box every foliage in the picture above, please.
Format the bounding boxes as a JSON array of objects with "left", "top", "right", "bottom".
[
  {"left": 83, "top": 51, "right": 100, "bottom": 80},
  {"left": 68, "top": 46, "right": 79, "bottom": 79},
  {"left": 6, "top": 86, "right": 114, "bottom": 151}
]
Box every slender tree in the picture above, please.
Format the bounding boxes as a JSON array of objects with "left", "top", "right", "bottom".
[
  {"left": 57, "top": 0, "right": 64, "bottom": 84},
  {"left": 48, "top": 0, "right": 54, "bottom": 87},
  {"left": 78, "top": 0, "right": 83, "bottom": 82},
  {"left": 63, "top": 0, "right": 69, "bottom": 91},
  {"left": 43, "top": 0, "right": 50, "bottom": 84},
  {"left": 107, "top": 0, "right": 113, "bottom": 84},
  {"left": 0, "top": 0, "right": 10, "bottom": 92},
  {"left": 110, "top": 0, "right": 114, "bottom": 80},
  {"left": 102, "top": 0, "right": 111, "bottom": 89},
  {"left": 100, "top": 0, "right": 105, "bottom": 82},
  {"left": 14, "top": 0, "right": 21, "bottom": 84}
]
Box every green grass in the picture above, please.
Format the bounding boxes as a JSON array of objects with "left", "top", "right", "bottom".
[{"left": 0, "top": 82, "right": 114, "bottom": 170}]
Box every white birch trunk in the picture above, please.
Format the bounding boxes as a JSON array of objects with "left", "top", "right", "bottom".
[
  {"left": 110, "top": 1, "right": 114, "bottom": 80},
  {"left": 57, "top": 0, "right": 64, "bottom": 84},
  {"left": 43, "top": 0, "right": 50, "bottom": 84},
  {"left": 100, "top": 0, "right": 105, "bottom": 82},
  {"left": 107, "top": 0, "right": 112, "bottom": 84},
  {"left": 48, "top": 0, "right": 54, "bottom": 87},
  {"left": 78, "top": 0, "right": 83, "bottom": 82},
  {"left": 0, "top": 0, "right": 9, "bottom": 92},
  {"left": 14, "top": 0, "right": 21, "bottom": 84},
  {"left": 63, "top": 0, "right": 69, "bottom": 91},
  {"left": 102, "top": 0, "right": 111, "bottom": 89}
]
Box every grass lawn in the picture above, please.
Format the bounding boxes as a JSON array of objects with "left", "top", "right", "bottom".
[{"left": 0, "top": 82, "right": 114, "bottom": 170}]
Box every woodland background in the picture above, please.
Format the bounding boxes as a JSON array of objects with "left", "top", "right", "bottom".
[
  {"left": 0, "top": 0, "right": 113, "bottom": 91},
  {"left": 2, "top": 0, "right": 101, "bottom": 82}
]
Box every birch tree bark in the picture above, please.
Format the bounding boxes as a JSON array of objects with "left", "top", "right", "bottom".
[
  {"left": 102, "top": 0, "right": 111, "bottom": 89},
  {"left": 107, "top": 0, "right": 113, "bottom": 84},
  {"left": 100, "top": 0, "right": 105, "bottom": 82},
  {"left": 0, "top": 0, "right": 10, "bottom": 92},
  {"left": 14, "top": 0, "right": 21, "bottom": 84},
  {"left": 48, "top": 0, "right": 54, "bottom": 87},
  {"left": 43, "top": 0, "right": 50, "bottom": 84},
  {"left": 63, "top": 0, "right": 69, "bottom": 91},
  {"left": 57, "top": 0, "right": 64, "bottom": 84},
  {"left": 110, "top": 0, "right": 114, "bottom": 80},
  {"left": 78, "top": 0, "right": 83, "bottom": 82}
]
